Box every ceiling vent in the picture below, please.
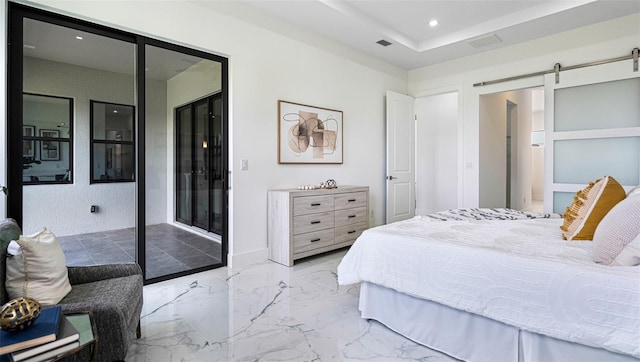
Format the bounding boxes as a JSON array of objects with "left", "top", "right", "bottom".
[
  {"left": 467, "top": 34, "right": 502, "bottom": 49},
  {"left": 376, "top": 39, "right": 392, "bottom": 47}
]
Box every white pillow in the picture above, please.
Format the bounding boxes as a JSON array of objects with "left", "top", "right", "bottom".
[
  {"left": 5, "top": 228, "right": 72, "bottom": 305},
  {"left": 612, "top": 234, "right": 640, "bottom": 266},
  {"left": 627, "top": 185, "right": 640, "bottom": 198},
  {"left": 593, "top": 196, "right": 640, "bottom": 266}
]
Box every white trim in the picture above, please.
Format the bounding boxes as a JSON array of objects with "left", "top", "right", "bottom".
[
  {"left": 228, "top": 248, "right": 269, "bottom": 269},
  {"left": 553, "top": 127, "right": 640, "bottom": 141}
]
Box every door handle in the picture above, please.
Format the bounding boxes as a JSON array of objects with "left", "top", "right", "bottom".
[{"left": 387, "top": 176, "right": 397, "bottom": 180}]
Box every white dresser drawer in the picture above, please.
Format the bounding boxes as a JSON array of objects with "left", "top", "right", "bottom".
[
  {"left": 293, "top": 195, "right": 334, "bottom": 216},
  {"left": 268, "top": 185, "right": 369, "bottom": 266},
  {"left": 293, "top": 229, "right": 334, "bottom": 255},
  {"left": 334, "top": 191, "right": 367, "bottom": 210},
  {"left": 293, "top": 212, "right": 334, "bottom": 234},
  {"left": 335, "top": 206, "right": 367, "bottom": 227},
  {"left": 335, "top": 222, "right": 368, "bottom": 245}
]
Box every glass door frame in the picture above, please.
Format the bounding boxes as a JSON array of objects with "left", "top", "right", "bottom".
[{"left": 7, "top": 3, "right": 229, "bottom": 284}]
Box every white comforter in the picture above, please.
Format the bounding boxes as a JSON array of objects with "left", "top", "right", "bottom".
[{"left": 337, "top": 216, "right": 640, "bottom": 358}]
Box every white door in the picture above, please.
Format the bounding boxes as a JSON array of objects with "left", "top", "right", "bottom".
[
  {"left": 544, "top": 59, "right": 640, "bottom": 214},
  {"left": 386, "top": 91, "right": 415, "bottom": 224}
]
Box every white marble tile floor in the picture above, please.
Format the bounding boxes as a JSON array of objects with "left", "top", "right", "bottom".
[{"left": 125, "top": 250, "right": 458, "bottom": 362}]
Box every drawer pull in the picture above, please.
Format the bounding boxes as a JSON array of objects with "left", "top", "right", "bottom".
[
  {"left": 348, "top": 230, "right": 356, "bottom": 234},
  {"left": 311, "top": 203, "right": 321, "bottom": 206},
  {"left": 348, "top": 215, "right": 356, "bottom": 218},
  {"left": 310, "top": 220, "right": 321, "bottom": 224},
  {"left": 310, "top": 238, "right": 321, "bottom": 242},
  {"left": 348, "top": 199, "right": 356, "bottom": 202}
]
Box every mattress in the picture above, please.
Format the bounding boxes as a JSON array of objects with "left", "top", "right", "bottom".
[{"left": 337, "top": 216, "right": 640, "bottom": 358}]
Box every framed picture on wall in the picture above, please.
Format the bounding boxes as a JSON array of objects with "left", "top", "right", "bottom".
[
  {"left": 277, "top": 100, "right": 343, "bottom": 164},
  {"left": 23, "top": 125, "right": 36, "bottom": 158},
  {"left": 40, "top": 129, "right": 60, "bottom": 161}
]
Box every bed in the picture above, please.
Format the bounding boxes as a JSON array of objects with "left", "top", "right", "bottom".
[{"left": 337, "top": 208, "right": 640, "bottom": 362}]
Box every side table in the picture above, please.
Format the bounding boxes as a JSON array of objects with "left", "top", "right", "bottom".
[{"left": 52, "top": 312, "right": 98, "bottom": 362}]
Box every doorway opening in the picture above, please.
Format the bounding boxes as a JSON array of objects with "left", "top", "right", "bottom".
[{"left": 479, "top": 87, "right": 544, "bottom": 212}]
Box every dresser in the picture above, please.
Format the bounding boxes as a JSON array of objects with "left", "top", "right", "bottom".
[{"left": 268, "top": 186, "right": 369, "bottom": 266}]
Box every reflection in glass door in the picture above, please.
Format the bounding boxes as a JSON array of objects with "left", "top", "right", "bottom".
[
  {"left": 145, "top": 43, "right": 225, "bottom": 280},
  {"left": 176, "top": 94, "right": 223, "bottom": 235},
  {"left": 17, "top": 15, "right": 137, "bottom": 268}
]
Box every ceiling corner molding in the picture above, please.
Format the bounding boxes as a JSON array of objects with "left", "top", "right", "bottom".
[
  {"left": 416, "top": 0, "right": 599, "bottom": 53},
  {"left": 318, "top": 0, "right": 420, "bottom": 51}
]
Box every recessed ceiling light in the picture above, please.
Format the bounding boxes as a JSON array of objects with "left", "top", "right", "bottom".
[
  {"left": 75, "top": 36, "right": 83, "bottom": 40},
  {"left": 113, "top": 110, "right": 118, "bottom": 113},
  {"left": 428, "top": 19, "right": 439, "bottom": 27}
]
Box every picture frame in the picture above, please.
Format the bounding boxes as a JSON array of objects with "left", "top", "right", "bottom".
[
  {"left": 278, "top": 100, "right": 343, "bottom": 164},
  {"left": 23, "top": 125, "right": 36, "bottom": 158},
  {"left": 40, "top": 129, "right": 60, "bottom": 161}
]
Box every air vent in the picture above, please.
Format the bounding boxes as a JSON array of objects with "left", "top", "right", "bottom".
[
  {"left": 376, "top": 39, "right": 392, "bottom": 47},
  {"left": 467, "top": 34, "right": 502, "bottom": 49}
]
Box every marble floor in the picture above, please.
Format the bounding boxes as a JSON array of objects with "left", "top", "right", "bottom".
[{"left": 125, "top": 249, "right": 458, "bottom": 361}]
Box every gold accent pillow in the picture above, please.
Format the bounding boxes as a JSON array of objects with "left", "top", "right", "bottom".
[{"left": 560, "top": 176, "right": 626, "bottom": 240}]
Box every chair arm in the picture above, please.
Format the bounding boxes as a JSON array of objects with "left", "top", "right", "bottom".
[
  {"left": 67, "top": 263, "right": 142, "bottom": 285},
  {"left": 59, "top": 302, "right": 131, "bottom": 362}
]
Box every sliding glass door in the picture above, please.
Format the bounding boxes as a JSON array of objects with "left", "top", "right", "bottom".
[
  {"left": 12, "top": 10, "right": 137, "bottom": 268},
  {"left": 176, "top": 94, "right": 224, "bottom": 235},
  {"left": 8, "top": 3, "right": 228, "bottom": 283},
  {"left": 144, "top": 43, "right": 226, "bottom": 280}
]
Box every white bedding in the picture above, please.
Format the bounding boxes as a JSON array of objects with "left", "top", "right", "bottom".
[{"left": 337, "top": 216, "right": 640, "bottom": 358}]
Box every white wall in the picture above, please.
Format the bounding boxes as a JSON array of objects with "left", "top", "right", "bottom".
[
  {"left": 19, "top": 56, "right": 168, "bottom": 235},
  {"left": 21, "top": 57, "right": 136, "bottom": 235},
  {"left": 145, "top": 75, "right": 169, "bottom": 227},
  {"left": 409, "top": 12, "right": 640, "bottom": 209},
  {"left": 11, "top": 0, "right": 407, "bottom": 267},
  {"left": 478, "top": 89, "right": 532, "bottom": 210},
  {"left": 415, "top": 92, "right": 459, "bottom": 214}
]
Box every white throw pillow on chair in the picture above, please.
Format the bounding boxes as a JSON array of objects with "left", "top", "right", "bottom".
[{"left": 5, "top": 228, "right": 72, "bottom": 305}]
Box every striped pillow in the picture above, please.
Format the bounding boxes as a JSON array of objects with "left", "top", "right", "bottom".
[
  {"left": 560, "top": 176, "right": 626, "bottom": 240},
  {"left": 593, "top": 195, "right": 640, "bottom": 265}
]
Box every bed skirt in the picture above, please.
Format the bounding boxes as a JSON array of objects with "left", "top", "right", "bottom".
[{"left": 359, "top": 282, "right": 638, "bottom": 362}]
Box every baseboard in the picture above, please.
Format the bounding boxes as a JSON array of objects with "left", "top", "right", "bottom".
[{"left": 228, "top": 247, "right": 269, "bottom": 269}]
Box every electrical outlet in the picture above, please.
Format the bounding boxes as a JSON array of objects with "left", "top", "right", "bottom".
[{"left": 241, "top": 159, "right": 248, "bottom": 171}]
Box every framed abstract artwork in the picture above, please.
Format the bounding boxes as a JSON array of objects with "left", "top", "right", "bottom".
[
  {"left": 277, "top": 100, "right": 343, "bottom": 164},
  {"left": 40, "top": 129, "right": 60, "bottom": 161}
]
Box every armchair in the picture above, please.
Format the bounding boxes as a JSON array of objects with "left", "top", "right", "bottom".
[{"left": 1, "top": 219, "right": 143, "bottom": 362}]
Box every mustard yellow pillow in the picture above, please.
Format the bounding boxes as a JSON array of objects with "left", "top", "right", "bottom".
[{"left": 560, "top": 176, "right": 626, "bottom": 240}]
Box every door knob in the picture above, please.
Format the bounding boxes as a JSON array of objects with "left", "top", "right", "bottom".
[{"left": 387, "top": 176, "right": 397, "bottom": 180}]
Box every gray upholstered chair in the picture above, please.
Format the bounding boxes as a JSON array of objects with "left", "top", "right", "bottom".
[{"left": 1, "top": 219, "right": 143, "bottom": 362}]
